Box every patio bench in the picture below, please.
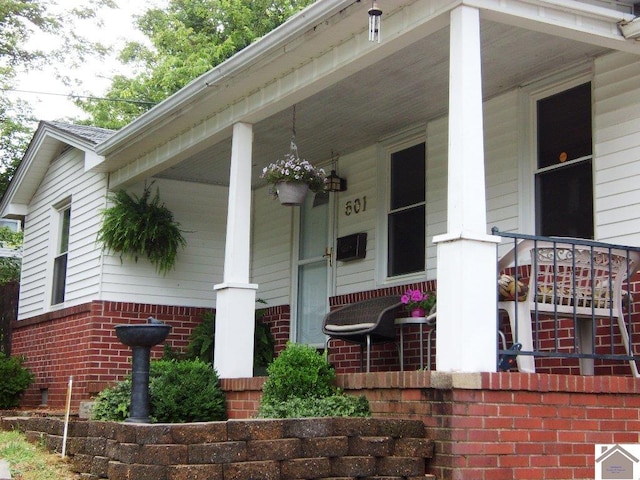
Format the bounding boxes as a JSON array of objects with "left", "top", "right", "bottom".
[{"left": 322, "top": 296, "right": 403, "bottom": 372}]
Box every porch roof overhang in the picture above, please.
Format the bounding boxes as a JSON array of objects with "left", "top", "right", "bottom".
[{"left": 92, "top": 0, "right": 640, "bottom": 190}]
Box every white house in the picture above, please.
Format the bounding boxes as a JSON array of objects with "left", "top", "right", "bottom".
[{"left": 2, "top": 0, "right": 640, "bottom": 408}]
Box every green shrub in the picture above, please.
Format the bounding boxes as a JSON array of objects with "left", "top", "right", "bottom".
[
  {"left": 260, "top": 343, "right": 336, "bottom": 405},
  {"left": 186, "top": 312, "right": 214, "bottom": 363},
  {"left": 185, "top": 303, "right": 275, "bottom": 372},
  {"left": 254, "top": 303, "right": 275, "bottom": 371},
  {"left": 91, "top": 359, "right": 226, "bottom": 423},
  {"left": 91, "top": 379, "right": 131, "bottom": 422},
  {"left": 258, "top": 392, "right": 370, "bottom": 418},
  {"left": 149, "top": 359, "right": 226, "bottom": 423},
  {"left": 0, "top": 353, "right": 34, "bottom": 408},
  {"left": 258, "top": 343, "right": 370, "bottom": 419}
]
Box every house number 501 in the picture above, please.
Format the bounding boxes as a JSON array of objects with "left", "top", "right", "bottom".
[{"left": 344, "top": 197, "right": 367, "bottom": 216}]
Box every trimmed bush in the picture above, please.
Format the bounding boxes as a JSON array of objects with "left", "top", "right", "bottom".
[
  {"left": 260, "top": 342, "right": 335, "bottom": 404},
  {"left": 0, "top": 353, "right": 34, "bottom": 408},
  {"left": 150, "top": 359, "right": 226, "bottom": 423},
  {"left": 258, "top": 342, "right": 370, "bottom": 418},
  {"left": 258, "top": 393, "right": 370, "bottom": 418},
  {"left": 92, "top": 359, "right": 226, "bottom": 423}
]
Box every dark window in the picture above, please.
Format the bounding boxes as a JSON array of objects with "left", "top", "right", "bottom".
[
  {"left": 388, "top": 142, "right": 426, "bottom": 277},
  {"left": 52, "top": 205, "right": 70, "bottom": 305},
  {"left": 536, "top": 83, "right": 593, "bottom": 238}
]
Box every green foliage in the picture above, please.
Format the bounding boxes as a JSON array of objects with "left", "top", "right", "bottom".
[
  {"left": 0, "top": 1, "right": 58, "bottom": 68},
  {"left": 185, "top": 302, "right": 275, "bottom": 371},
  {"left": 258, "top": 342, "right": 371, "bottom": 418},
  {"left": 0, "top": 226, "right": 23, "bottom": 284},
  {"left": 149, "top": 359, "right": 226, "bottom": 423},
  {"left": 97, "top": 182, "right": 186, "bottom": 275},
  {"left": 91, "top": 359, "right": 226, "bottom": 423},
  {"left": 0, "top": 353, "right": 34, "bottom": 408},
  {"left": 0, "top": 1, "right": 116, "bottom": 198},
  {"left": 254, "top": 316, "right": 275, "bottom": 369},
  {"left": 186, "top": 311, "right": 215, "bottom": 363},
  {"left": 0, "top": 98, "right": 33, "bottom": 197},
  {"left": 91, "top": 378, "right": 131, "bottom": 422},
  {"left": 78, "top": 0, "right": 316, "bottom": 128},
  {"left": 162, "top": 342, "right": 185, "bottom": 361},
  {"left": 258, "top": 393, "right": 370, "bottom": 418},
  {"left": 260, "top": 342, "right": 336, "bottom": 405}
]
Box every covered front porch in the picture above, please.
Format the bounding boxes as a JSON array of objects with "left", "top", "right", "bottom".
[{"left": 91, "top": 0, "right": 640, "bottom": 379}]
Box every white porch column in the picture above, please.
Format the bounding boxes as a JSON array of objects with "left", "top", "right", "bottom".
[
  {"left": 214, "top": 122, "right": 258, "bottom": 378},
  {"left": 433, "top": 6, "right": 501, "bottom": 373}
]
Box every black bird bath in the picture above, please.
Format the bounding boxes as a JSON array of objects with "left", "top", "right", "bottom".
[{"left": 115, "top": 317, "right": 171, "bottom": 423}]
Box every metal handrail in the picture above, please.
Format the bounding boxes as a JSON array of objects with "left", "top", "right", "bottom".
[{"left": 493, "top": 228, "right": 640, "bottom": 375}]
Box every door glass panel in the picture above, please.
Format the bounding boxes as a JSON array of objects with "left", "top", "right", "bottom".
[
  {"left": 296, "top": 192, "right": 330, "bottom": 346},
  {"left": 300, "top": 193, "right": 328, "bottom": 259},
  {"left": 296, "top": 262, "right": 328, "bottom": 345}
]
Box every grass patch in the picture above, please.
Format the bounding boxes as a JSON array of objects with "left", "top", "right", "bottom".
[{"left": 0, "top": 430, "right": 81, "bottom": 479}]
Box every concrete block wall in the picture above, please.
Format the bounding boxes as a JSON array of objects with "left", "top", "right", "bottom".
[{"left": 0, "top": 416, "right": 434, "bottom": 480}]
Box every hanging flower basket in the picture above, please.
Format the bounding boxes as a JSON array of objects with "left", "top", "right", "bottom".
[
  {"left": 275, "top": 181, "right": 309, "bottom": 206},
  {"left": 260, "top": 106, "right": 326, "bottom": 206}
]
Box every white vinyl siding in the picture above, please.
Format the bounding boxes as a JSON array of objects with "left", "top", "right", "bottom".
[
  {"left": 425, "top": 90, "right": 520, "bottom": 278},
  {"left": 425, "top": 117, "right": 448, "bottom": 278},
  {"left": 18, "top": 149, "right": 107, "bottom": 319},
  {"left": 99, "top": 178, "right": 226, "bottom": 307},
  {"left": 335, "top": 146, "right": 379, "bottom": 295},
  {"left": 593, "top": 52, "right": 640, "bottom": 245},
  {"left": 251, "top": 186, "right": 294, "bottom": 305},
  {"left": 484, "top": 90, "right": 520, "bottom": 234},
  {"left": 253, "top": 123, "right": 513, "bottom": 300}
]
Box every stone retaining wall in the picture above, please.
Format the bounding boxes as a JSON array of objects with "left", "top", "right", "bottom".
[{"left": 0, "top": 416, "right": 434, "bottom": 480}]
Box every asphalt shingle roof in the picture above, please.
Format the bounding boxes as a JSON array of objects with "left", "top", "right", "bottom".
[{"left": 45, "top": 121, "right": 115, "bottom": 146}]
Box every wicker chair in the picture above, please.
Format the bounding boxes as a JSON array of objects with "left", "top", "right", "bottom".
[{"left": 322, "top": 296, "right": 403, "bottom": 372}]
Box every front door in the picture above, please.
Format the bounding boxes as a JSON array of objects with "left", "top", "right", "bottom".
[{"left": 293, "top": 191, "right": 334, "bottom": 346}]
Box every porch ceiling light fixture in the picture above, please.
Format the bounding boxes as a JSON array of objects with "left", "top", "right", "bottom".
[
  {"left": 326, "top": 151, "right": 347, "bottom": 192},
  {"left": 368, "top": 1, "right": 382, "bottom": 43}
]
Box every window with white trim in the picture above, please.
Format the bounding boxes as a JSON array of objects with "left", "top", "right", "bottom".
[
  {"left": 387, "top": 142, "right": 426, "bottom": 277},
  {"left": 535, "top": 82, "right": 593, "bottom": 239},
  {"left": 51, "top": 203, "right": 71, "bottom": 305}
]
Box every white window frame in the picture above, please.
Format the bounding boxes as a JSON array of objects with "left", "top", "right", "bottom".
[
  {"left": 519, "top": 68, "right": 593, "bottom": 234},
  {"left": 49, "top": 199, "right": 71, "bottom": 307},
  {"left": 376, "top": 125, "right": 427, "bottom": 285}
]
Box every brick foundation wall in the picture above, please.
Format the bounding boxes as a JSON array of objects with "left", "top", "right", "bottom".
[
  {"left": 0, "top": 415, "right": 434, "bottom": 480},
  {"left": 222, "top": 371, "right": 640, "bottom": 480},
  {"left": 11, "top": 301, "right": 211, "bottom": 410},
  {"left": 10, "top": 276, "right": 640, "bottom": 411},
  {"left": 261, "top": 305, "right": 291, "bottom": 357}
]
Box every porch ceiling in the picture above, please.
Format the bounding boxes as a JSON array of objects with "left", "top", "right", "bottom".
[{"left": 154, "top": 19, "right": 609, "bottom": 188}]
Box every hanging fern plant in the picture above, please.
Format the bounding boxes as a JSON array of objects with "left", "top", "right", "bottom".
[{"left": 97, "top": 182, "right": 187, "bottom": 275}]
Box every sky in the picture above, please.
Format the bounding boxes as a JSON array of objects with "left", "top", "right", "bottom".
[{"left": 11, "top": 1, "right": 161, "bottom": 123}]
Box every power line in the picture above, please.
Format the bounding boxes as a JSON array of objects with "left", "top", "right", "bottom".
[{"left": 1, "top": 87, "right": 156, "bottom": 106}]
